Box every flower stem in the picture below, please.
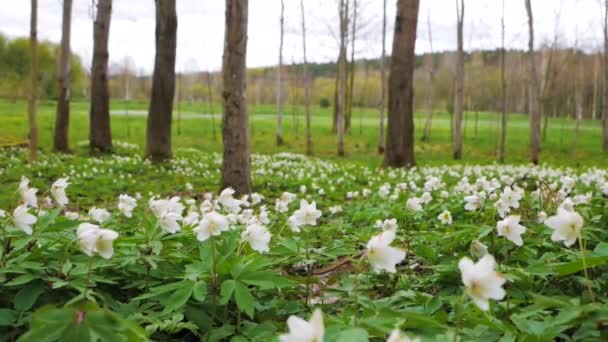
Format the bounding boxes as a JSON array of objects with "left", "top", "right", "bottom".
[
  {"left": 453, "top": 293, "right": 466, "bottom": 342},
  {"left": 577, "top": 232, "right": 595, "bottom": 303},
  {"left": 304, "top": 229, "right": 311, "bottom": 307},
  {"left": 83, "top": 257, "right": 93, "bottom": 302},
  {"left": 211, "top": 237, "right": 218, "bottom": 323}
]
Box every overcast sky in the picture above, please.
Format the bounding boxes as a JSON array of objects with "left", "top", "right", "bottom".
[{"left": 0, "top": 0, "right": 602, "bottom": 74}]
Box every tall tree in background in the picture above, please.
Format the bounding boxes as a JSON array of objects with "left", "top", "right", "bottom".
[
  {"left": 525, "top": 0, "right": 541, "bottom": 164},
  {"left": 384, "top": 0, "right": 419, "bottom": 167},
  {"left": 421, "top": 6, "right": 435, "bottom": 142},
  {"left": 604, "top": 0, "right": 608, "bottom": 151},
  {"left": 345, "top": 0, "right": 358, "bottom": 133},
  {"left": 89, "top": 0, "right": 113, "bottom": 153},
  {"left": 336, "top": 0, "right": 348, "bottom": 156},
  {"left": 378, "top": 0, "right": 387, "bottom": 154},
  {"left": 452, "top": 0, "right": 464, "bottom": 160},
  {"left": 145, "top": 0, "right": 177, "bottom": 161},
  {"left": 498, "top": 0, "right": 507, "bottom": 163},
  {"left": 276, "top": 0, "right": 285, "bottom": 146},
  {"left": 301, "top": 0, "right": 313, "bottom": 155},
  {"left": 221, "top": 0, "right": 252, "bottom": 194},
  {"left": 53, "top": 0, "right": 72, "bottom": 153},
  {"left": 28, "top": 0, "right": 38, "bottom": 162}
]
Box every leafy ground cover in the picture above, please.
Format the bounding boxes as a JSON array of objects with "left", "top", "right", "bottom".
[{"left": 1, "top": 146, "right": 607, "bottom": 341}]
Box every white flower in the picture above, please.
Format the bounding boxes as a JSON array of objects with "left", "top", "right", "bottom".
[
  {"left": 292, "top": 200, "right": 322, "bottom": 227},
  {"left": 288, "top": 215, "right": 300, "bottom": 233},
  {"left": 117, "top": 194, "right": 137, "bottom": 218},
  {"left": 420, "top": 192, "right": 432, "bottom": 204},
  {"left": 537, "top": 210, "right": 547, "bottom": 223},
  {"left": 183, "top": 210, "right": 200, "bottom": 226},
  {"left": 159, "top": 212, "right": 182, "bottom": 234},
  {"left": 500, "top": 186, "right": 522, "bottom": 209},
  {"left": 185, "top": 182, "right": 193, "bottom": 191},
  {"left": 406, "top": 197, "right": 422, "bottom": 212},
  {"left": 88, "top": 207, "right": 111, "bottom": 224},
  {"left": 386, "top": 330, "right": 420, "bottom": 342},
  {"left": 464, "top": 192, "right": 484, "bottom": 211},
  {"left": 328, "top": 205, "right": 343, "bottom": 215},
  {"left": 437, "top": 210, "right": 452, "bottom": 225},
  {"left": 218, "top": 188, "right": 242, "bottom": 213},
  {"left": 376, "top": 218, "right": 398, "bottom": 232},
  {"left": 19, "top": 176, "right": 38, "bottom": 208},
  {"left": 200, "top": 199, "right": 214, "bottom": 214},
  {"left": 241, "top": 224, "right": 271, "bottom": 253},
  {"left": 0, "top": 209, "right": 6, "bottom": 218},
  {"left": 496, "top": 215, "right": 526, "bottom": 246},
  {"left": 279, "top": 309, "right": 324, "bottom": 342},
  {"left": 76, "top": 223, "right": 119, "bottom": 259},
  {"left": 494, "top": 199, "right": 510, "bottom": 218},
  {"left": 51, "top": 177, "right": 70, "bottom": 207},
  {"left": 195, "top": 212, "right": 230, "bottom": 241},
  {"left": 13, "top": 204, "right": 37, "bottom": 235},
  {"left": 544, "top": 207, "right": 584, "bottom": 247},
  {"left": 366, "top": 231, "right": 406, "bottom": 273},
  {"left": 64, "top": 211, "right": 80, "bottom": 220},
  {"left": 470, "top": 240, "right": 488, "bottom": 259},
  {"left": 458, "top": 254, "right": 506, "bottom": 311}
]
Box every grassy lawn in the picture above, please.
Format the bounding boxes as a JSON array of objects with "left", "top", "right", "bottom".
[{"left": 0, "top": 98, "right": 605, "bottom": 167}]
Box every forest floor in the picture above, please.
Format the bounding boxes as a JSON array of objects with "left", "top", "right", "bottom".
[{"left": 0, "top": 98, "right": 606, "bottom": 167}]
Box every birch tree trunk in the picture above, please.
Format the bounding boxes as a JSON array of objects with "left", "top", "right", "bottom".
[
  {"left": 383, "top": 0, "right": 420, "bottom": 167},
  {"left": 300, "top": 0, "right": 313, "bottom": 155},
  {"left": 452, "top": 0, "right": 464, "bottom": 160},
  {"left": 378, "top": 0, "right": 387, "bottom": 154},
  {"left": 276, "top": 0, "right": 285, "bottom": 146},
  {"left": 145, "top": 0, "right": 177, "bottom": 161},
  {"left": 525, "top": 0, "right": 541, "bottom": 164},
  {"left": 54, "top": 0, "right": 72, "bottom": 153},
  {"left": 28, "top": 0, "right": 38, "bottom": 163},
  {"left": 221, "top": 0, "right": 252, "bottom": 194},
  {"left": 89, "top": 0, "right": 113, "bottom": 153}
]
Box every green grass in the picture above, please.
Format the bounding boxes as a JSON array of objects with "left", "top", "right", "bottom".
[{"left": 0, "top": 98, "right": 606, "bottom": 167}]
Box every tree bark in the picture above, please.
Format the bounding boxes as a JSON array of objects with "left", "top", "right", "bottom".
[
  {"left": 276, "top": 0, "right": 285, "bottom": 146},
  {"left": 28, "top": 0, "right": 38, "bottom": 163},
  {"left": 378, "top": 0, "right": 387, "bottom": 154},
  {"left": 337, "top": 0, "right": 347, "bottom": 156},
  {"left": 89, "top": 0, "right": 113, "bottom": 153},
  {"left": 604, "top": 0, "right": 608, "bottom": 151},
  {"left": 498, "top": 0, "right": 507, "bottom": 163},
  {"left": 54, "top": 0, "right": 72, "bottom": 153},
  {"left": 525, "top": 0, "right": 541, "bottom": 164},
  {"left": 300, "top": 0, "right": 313, "bottom": 156},
  {"left": 221, "top": 0, "right": 252, "bottom": 194},
  {"left": 452, "top": 0, "right": 464, "bottom": 160},
  {"left": 345, "top": 0, "right": 357, "bottom": 133},
  {"left": 146, "top": 0, "right": 177, "bottom": 161},
  {"left": 421, "top": 7, "right": 434, "bottom": 142},
  {"left": 383, "top": 0, "right": 419, "bottom": 168}
]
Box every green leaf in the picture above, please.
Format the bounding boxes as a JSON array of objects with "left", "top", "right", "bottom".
[
  {"left": 162, "top": 280, "right": 195, "bottom": 314},
  {"left": 0, "top": 308, "right": 17, "bottom": 326},
  {"left": 192, "top": 281, "right": 208, "bottom": 302},
  {"left": 336, "top": 328, "right": 369, "bottom": 342},
  {"left": 14, "top": 281, "right": 46, "bottom": 311},
  {"left": 234, "top": 281, "right": 255, "bottom": 318},
  {"left": 6, "top": 273, "right": 35, "bottom": 286},
  {"left": 220, "top": 280, "right": 235, "bottom": 305}
]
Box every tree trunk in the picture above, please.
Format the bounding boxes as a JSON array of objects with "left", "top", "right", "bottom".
[
  {"left": 89, "top": 0, "right": 113, "bottom": 153},
  {"left": 604, "top": 0, "right": 608, "bottom": 151},
  {"left": 28, "top": 0, "right": 38, "bottom": 163},
  {"left": 300, "top": 0, "right": 313, "bottom": 156},
  {"left": 592, "top": 53, "right": 599, "bottom": 121},
  {"left": 276, "top": 0, "right": 285, "bottom": 146},
  {"left": 452, "top": 0, "right": 464, "bottom": 160},
  {"left": 221, "top": 0, "right": 252, "bottom": 194},
  {"left": 498, "top": 0, "right": 507, "bottom": 163},
  {"left": 337, "top": 0, "right": 347, "bottom": 156},
  {"left": 383, "top": 0, "right": 419, "bottom": 168},
  {"left": 146, "top": 0, "right": 177, "bottom": 161},
  {"left": 345, "top": 0, "right": 357, "bottom": 133},
  {"left": 54, "top": 0, "right": 72, "bottom": 153},
  {"left": 525, "top": 0, "right": 541, "bottom": 164},
  {"left": 421, "top": 7, "right": 434, "bottom": 142},
  {"left": 574, "top": 59, "right": 583, "bottom": 164},
  {"left": 378, "top": 0, "right": 387, "bottom": 154},
  {"left": 206, "top": 71, "right": 217, "bottom": 141}
]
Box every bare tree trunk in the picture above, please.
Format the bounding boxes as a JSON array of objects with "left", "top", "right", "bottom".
[
  {"left": 421, "top": 7, "right": 434, "bottom": 142},
  {"left": 205, "top": 71, "right": 217, "bottom": 141},
  {"left": 574, "top": 58, "right": 582, "bottom": 164},
  {"left": 28, "top": 0, "right": 38, "bottom": 162},
  {"left": 525, "top": 0, "right": 541, "bottom": 164},
  {"left": 337, "top": 0, "right": 348, "bottom": 156},
  {"left": 604, "top": 0, "right": 608, "bottom": 151},
  {"left": 383, "top": 0, "right": 420, "bottom": 167},
  {"left": 221, "top": 0, "right": 252, "bottom": 194},
  {"left": 498, "top": 0, "right": 507, "bottom": 163},
  {"left": 300, "top": 0, "right": 313, "bottom": 155},
  {"left": 592, "top": 53, "right": 599, "bottom": 120},
  {"left": 89, "top": 0, "right": 113, "bottom": 153},
  {"left": 54, "top": 0, "right": 72, "bottom": 153},
  {"left": 345, "top": 0, "right": 357, "bottom": 133},
  {"left": 452, "top": 0, "right": 464, "bottom": 160},
  {"left": 146, "top": 0, "right": 177, "bottom": 161},
  {"left": 378, "top": 0, "right": 387, "bottom": 154},
  {"left": 276, "top": 0, "right": 285, "bottom": 146}
]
